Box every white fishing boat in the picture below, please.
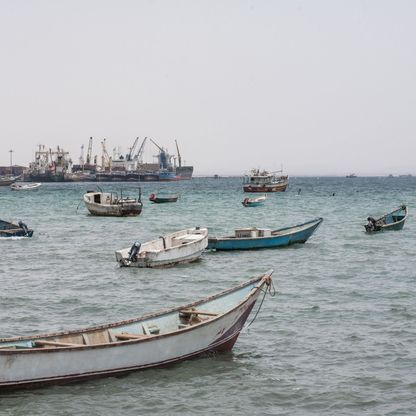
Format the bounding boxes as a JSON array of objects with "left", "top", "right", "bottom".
[
  {"left": 83, "top": 189, "right": 142, "bottom": 217},
  {"left": 115, "top": 227, "right": 209, "bottom": 267},
  {"left": 0, "top": 175, "right": 19, "bottom": 186},
  {"left": 10, "top": 182, "right": 41, "bottom": 191},
  {"left": 0, "top": 270, "right": 273, "bottom": 390}
]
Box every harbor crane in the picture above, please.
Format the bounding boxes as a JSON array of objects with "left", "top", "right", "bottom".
[
  {"left": 175, "top": 139, "right": 182, "bottom": 168},
  {"left": 134, "top": 137, "right": 147, "bottom": 164},
  {"left": 101, "top": 139, "right": 112, "bottom": 171},
  {"left": 127, "top": 137, "right": 139, "bottom": 161},
  {"left": 86, "top": 137, "right": 93, "bottom": 165}
]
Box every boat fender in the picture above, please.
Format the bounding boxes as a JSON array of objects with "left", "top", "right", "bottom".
[
  {"left": 128, "top": 241, "right": 141, "bottom": 262},
  {"left": 149, "top": 193, "right": 155, "bottom": 200}
]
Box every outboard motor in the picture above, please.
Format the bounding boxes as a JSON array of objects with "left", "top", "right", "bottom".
[
  {"left": 18, "top": 221, "right": 29, "bottom": 235},
  {"left": 128, "top": 241, "right": 141, "bottom": 262}
]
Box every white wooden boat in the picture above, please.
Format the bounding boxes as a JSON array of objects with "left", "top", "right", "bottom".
[
  {"left": 0, "top": 175, "right": 19, "bottom": 186},
  {"left": 115, "top": 227, "right": 209, "bottom": 267},
  {"left": 83, "top": 189, "right": 142, "bottom": 217},
  {"left": 0, "top": 270, "right": 273, "bottom": 390},
  {"left": 242, "top": 195, "right": 267, "bottom": 207},
  {"left": 10, "top": 182, "right": 41, "bottom": 191}
]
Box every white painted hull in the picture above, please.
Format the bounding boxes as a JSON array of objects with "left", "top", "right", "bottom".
[
  {"left": 83, "top": 192, "right": 142, "bottom": 217},
  {"left": 0, "top": 272, "right": 273, "bottom": 390},
  {"left": 115, "top": 228, "right": 208, "bottom": 268}
]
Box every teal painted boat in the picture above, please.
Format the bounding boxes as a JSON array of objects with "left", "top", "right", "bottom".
[
  {"left": 207, "top": 218, "right": 323, "bottom": 250},
  {"left": 242, "top": 195, "right": 267, "bottom": 207},
  {"left": 365, "top": 204, "right": 408, "bottom": 233}
]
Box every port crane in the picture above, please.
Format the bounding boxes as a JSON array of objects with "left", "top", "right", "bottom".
[
  {"left": 86, "top": 137, "right": 93, "bottom": 165},
  {"left": 134, "top": 137, "right": 147, "bottom": 164},
  {"left": 101, "top": 139, "right": 112, "bottom": 171},
  {"left": 175, "top": 139, "right": 182, "bottom": 168}
]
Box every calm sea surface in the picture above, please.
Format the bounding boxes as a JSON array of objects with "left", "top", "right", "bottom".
[{"left": 0, "top": 177, "right": 415, "bottom": 415}]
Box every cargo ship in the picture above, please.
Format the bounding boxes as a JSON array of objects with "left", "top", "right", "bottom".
[{"left": 27, "top": 145, "right": 71, "bottom": 182}]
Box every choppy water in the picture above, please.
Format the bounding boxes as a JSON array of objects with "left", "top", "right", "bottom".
[{"left": 1, "top": 177, "right": 415, "bottom": 415}]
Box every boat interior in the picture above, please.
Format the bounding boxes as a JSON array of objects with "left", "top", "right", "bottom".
[
  {"left": 119, "top": 228, "right": 207, "bottom": 257},
  {"left": 0, "top": 280, "right": 258, "bottom": 350}
]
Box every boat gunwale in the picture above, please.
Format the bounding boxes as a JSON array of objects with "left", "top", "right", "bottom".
[
  {"left": 0, "top": 271, "right": 272, "bottom": 353},
  {"left": 365, "top": 205, "right": 408, "bottom": 232},
  {"left": 208, "top": 218, "right": 323, "bottom": 242}
]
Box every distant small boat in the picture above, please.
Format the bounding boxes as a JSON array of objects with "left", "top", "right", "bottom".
[
  {"left": 0, "top": 270, "right": 273, "bottom": 390},
  {"left": 83, "top": 189, "right": 142, "bottom": 217},
  {"left": 346, "top": 173, "right": 357, "bottom": 178},
  {"left": 10, "top": 182, "right": 41, "bottom": 191},
  {"left": 0, "top": 176, "right": 19, "bottom": 186},
  {"left": 208, "top": 218, "right": 323, "bottom": 250},
  {"left": 365, "top": 205, "right": 408, "bottom": 233},
  {"left": 242, "top": 195, "right": 267, "bottom": 207},
  {"left": 115, "top": 227, "right": 208, "bottom": 268},
  {"left": 0, "top": 219, "right": 33, "bottom": 237},
  {"left": 149, "top": 193, "right": 179, "bottom": 203}
]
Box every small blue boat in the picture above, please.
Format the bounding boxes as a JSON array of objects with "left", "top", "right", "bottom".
[
  {"left": 242, "top": 195, "right": 267, "bottom": 207},
  {"left": 365, "top": 204, "right": 408, "bottom": 233},
  {"left": 0, "top": 219, "right": 33, "bottom": 237},
  {"left": 207, "top": 217, "right": 323, "bottom": 250}
]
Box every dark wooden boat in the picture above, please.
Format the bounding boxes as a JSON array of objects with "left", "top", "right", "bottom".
[
  {"left": 0, "top": 219, "right": 33, "bottom": 237},
  {"left": 149, "top": 193, "right": 179, "bottom": 203},
  {"left": 365, "top": 205, "right": 408, "bottom": 233}
]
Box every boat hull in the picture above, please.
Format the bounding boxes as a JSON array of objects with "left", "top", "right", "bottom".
[
  {"left": 0, "top": 273, "right": 271, "bottom": 390},
  {"left": 115, "top": 228, "right": 208, "bottom": 268},
  {"left": 364, "top": 205, "right": 407, "bottom": 233},
  {"left": 208, "top": 218, "right": 322, "bottom": 250},
  {"left": 243, "top": 182, "right": 288, "bottom": 193}
]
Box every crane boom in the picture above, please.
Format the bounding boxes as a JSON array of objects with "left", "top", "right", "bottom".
[
  {"left": 150, "top": 138, "right": 164, "bottom": 152},
  {"left": 127, "top": 137, "right": 139, "bottom": 161},
  {"left": 134, "top": 137, "right": 147, "bottom": 162},
  {"left": 86, "top": 137, "right": 93, "bottom": 165},
  {"left": 175, "top": 139, "right": 182, "bottom": 167}
]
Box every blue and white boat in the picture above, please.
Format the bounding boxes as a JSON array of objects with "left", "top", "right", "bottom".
[
  {"left": 207, "top": 218, "right": 323, "bottom": 250},
  {"left": 242, "top": 195, "right": 267, "bottom": 207}
]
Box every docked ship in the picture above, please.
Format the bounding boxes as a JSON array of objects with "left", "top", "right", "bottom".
[
  {"left": 27, "top": 145, "right": 71, "bottom": 182},
  {"left": 243, "top": 169, "right": 289, "bottom": 193}
]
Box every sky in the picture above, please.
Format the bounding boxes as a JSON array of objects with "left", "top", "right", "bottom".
[{"left": 0, "top": 0, "right": 415, "bottom": 176}]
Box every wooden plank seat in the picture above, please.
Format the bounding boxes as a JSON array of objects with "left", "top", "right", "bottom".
[
  {"left": 34, "top": 340, "right": 82, "bottom": 348},
  {"left": 113, "top": 332, "right": 149, "bottom": 341}
]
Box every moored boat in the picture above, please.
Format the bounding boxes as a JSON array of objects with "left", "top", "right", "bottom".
[
  {"left": 83, "top": 189, "right": 142, "bottom": 217},
  {"left": 0, "top": 219, "right": 33, "bottom": 237},
  {"left": 242, "top": 195, "right": 267, "bottom": 207},
  {"left": 365, "top": 205, "right": 408, "bottom": 233},
  {"left": 0, "top": 176, "right": 19, "bottom": 186},
  {"left": 0, "top": 270, "right": 273, "bottom": 390},
  {"left": 208, "top": 218, "right": 323, "bottom": 250},
  {"left": 149, "top": 193, "right": 179, "bottom": 203},
  {"left": 115, "top": 227, "right": 208, "bottom": 267},
  {"left": 243, "top": 169, "right": 288, "bottom": 193},
  {"left": 10, "top": 182, "right": 41, "bottom": 191}
]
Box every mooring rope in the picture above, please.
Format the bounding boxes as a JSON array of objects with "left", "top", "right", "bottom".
[{"left": 245, "top": 278, "right": 276, "bottom": 330}]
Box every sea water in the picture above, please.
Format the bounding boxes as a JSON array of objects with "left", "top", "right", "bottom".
[{"left": 0, "top": 177, "right": 415, "bottom": 415}]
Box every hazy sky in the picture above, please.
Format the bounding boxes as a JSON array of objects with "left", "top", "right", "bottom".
[{"left": 1, "top": 0, "right": 415, "bottom": 175}]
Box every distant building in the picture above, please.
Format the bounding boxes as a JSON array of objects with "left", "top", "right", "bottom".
[{"left": 0, "top": 165, "right": 27, "bottom": 176}]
